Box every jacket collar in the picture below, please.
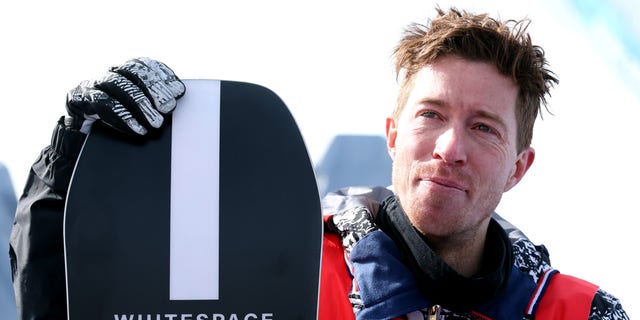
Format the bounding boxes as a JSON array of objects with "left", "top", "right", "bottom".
[{"left": 376, "top": 195, "right": 513, "bottom": 312}]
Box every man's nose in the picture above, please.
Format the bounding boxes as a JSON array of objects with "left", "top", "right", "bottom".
[{"left": 433, "top": 127, "right": 467, "bottom": 164}]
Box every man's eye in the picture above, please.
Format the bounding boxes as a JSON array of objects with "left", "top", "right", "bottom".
[
  {"left": 474, "top": 123, "right": 497, "bottom": 135},
  {"left": 421, "top": 111, "right": 439, "bottom": 119}
]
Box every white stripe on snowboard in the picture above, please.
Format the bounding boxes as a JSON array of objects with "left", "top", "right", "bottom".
[{"left": 170, "top": 80, "right": 220, "bottom": 300}]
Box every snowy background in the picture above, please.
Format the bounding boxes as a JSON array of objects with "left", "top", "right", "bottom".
[{"left": 1, "top": 0, "right": 638, "bottom": 318}]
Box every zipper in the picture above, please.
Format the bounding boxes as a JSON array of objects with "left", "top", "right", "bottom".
[{"left": 428, "top": 305, "right": 442, "bottom": 320}]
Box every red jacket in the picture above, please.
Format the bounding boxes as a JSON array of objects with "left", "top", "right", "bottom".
[{"left": 319, "top": 231, "right": 600, "bottom": 319}]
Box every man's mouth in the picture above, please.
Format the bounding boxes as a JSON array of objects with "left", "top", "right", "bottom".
[{"left": 421, "top": 176, "right": 467, "bottom": 192}]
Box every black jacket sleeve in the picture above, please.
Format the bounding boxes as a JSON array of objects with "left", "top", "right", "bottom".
[{"left": 9, "top": 117, "right": 86, "bottom": 320}]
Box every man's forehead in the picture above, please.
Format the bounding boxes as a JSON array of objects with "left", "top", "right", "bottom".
[{"left": 409, "top": 59, "right": 518, "bottom": 109}]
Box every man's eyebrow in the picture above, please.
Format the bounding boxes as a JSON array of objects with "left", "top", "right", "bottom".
[
  {"left": 418, "top": 97, "right": 446, "bottom": 107},
  {"left": 474, "top": 110, "right": 508, "bottom": 131}
]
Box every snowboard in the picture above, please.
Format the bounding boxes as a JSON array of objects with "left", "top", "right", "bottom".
[{"left": 64, "top": 79, "right": 322, "bottom": 320}]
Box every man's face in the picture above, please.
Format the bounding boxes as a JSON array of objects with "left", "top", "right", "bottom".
[{"left": 386, "top": 55, "right": 534, "bottom": 241}]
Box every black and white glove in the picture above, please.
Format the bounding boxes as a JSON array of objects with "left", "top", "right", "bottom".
[{"left": 65, "top": 57, "right": 186, "bottom": 135}]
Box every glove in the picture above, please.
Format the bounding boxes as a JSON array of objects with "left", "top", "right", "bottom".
[{"left": 65, "top": 57, "right": 186, "bottom": 135}]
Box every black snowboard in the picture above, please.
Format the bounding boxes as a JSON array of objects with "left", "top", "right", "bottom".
[{"left": 64, "top": 80, "right": 322, "bottom": 320}]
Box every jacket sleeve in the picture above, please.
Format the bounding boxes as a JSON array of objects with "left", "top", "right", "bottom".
[
  {"left": 589, "top": 289, "right": 630, "bottom": 319},
  {"left": 534, "top": 273, "right": 630, "bottom": 320},
  {"left": 9, "top": 117, "right": 86, "bottom": 320},
  {"left": 319, "top": 186, "right": 393, "bottom": 320},
  {"left": 318, "top": 231, "right": 355, "bottom": 320}
]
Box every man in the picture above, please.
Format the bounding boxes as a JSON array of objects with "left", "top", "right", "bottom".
[
  {"left": 9, "top": 8, "right": 628, "bottom": 320},
  {"left": 318, "top": 7, "right": 629, "bottom": 320}
]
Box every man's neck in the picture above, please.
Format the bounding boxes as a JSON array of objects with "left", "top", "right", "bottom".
[{"left": 423, "top": 222, "right": 489, "bottom": 277}]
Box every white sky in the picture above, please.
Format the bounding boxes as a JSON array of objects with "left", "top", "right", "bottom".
[{"left": 1, "top": 0, "right": 638, "bottom": 317}]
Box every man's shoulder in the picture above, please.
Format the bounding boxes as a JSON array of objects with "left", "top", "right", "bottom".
[
  {"left": 511, "top": 237, "right": 552, "bottom": 283},
  {"left": 529, "top": 271, "right": 629, "bottom": 319},
  {"left": 321, "top": 185, "right": 394, "bottom": 216},
  {"left": 536, "top": 273, "right": 599, "bottom": 319}
]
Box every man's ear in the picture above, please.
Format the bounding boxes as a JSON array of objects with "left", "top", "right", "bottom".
[
  {"left": 386, "top": 117, "right": 397, "bottom": 159},
  {"left": 504, "top": 147, "right": 535, "bottom": 192}
]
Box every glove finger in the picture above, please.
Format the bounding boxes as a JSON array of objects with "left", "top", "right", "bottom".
[
  {"left": 66, "top": 80, "right": 100, "bottom": 118},
  {"left": 137, "top": 57, "right": 186, "bottom": 98},
  {"left": 95, "top": 72, "right": 164, "bottom": 130},
  {"left": 77, "top": 84, "right": 148, "bottom": 135},
  {"left": 111, "top": 59, "right": 176, "bottom": 113},
  {"left": 111, "top": 57, "right": 185, "bottom": 114},
  {"left": 137, "top": 57, "right": 186, "bottom": 112},
  {"left": 66, "top": 81, "right": 101, "bottom": 133}
]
